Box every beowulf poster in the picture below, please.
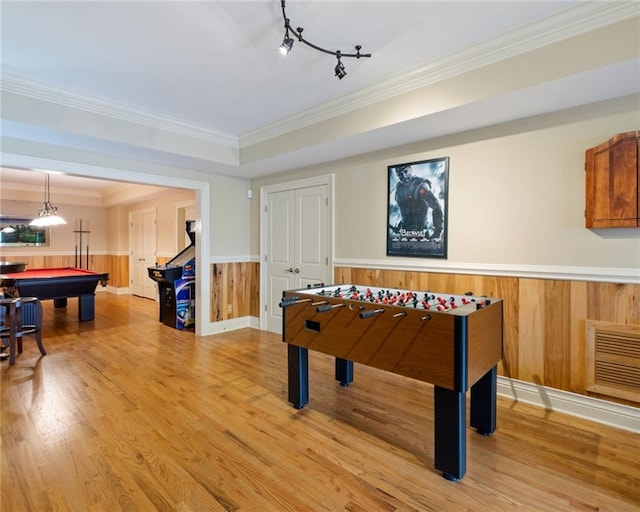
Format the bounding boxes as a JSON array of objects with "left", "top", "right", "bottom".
[{"left": 387, "top": 157, "right": 449, "bottom": 258}]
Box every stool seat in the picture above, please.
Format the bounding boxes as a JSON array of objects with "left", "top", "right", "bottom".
[{"left": 0, "top": 297, "right": 46, "bottom": 365}]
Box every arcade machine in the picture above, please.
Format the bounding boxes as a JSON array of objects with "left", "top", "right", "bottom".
[{"left": 147, "top": 220, "right": 196, "bottom": 330}]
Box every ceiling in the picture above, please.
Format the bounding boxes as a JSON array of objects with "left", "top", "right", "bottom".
[
  {"left": 1, "top": 1, "right": 639, "bottom": 193},
  {"left": 0, "top": 164, "right": 176, "bottom": 207},
  {"left": 0, "top": 167, "right": 123, "bottom": 194}
]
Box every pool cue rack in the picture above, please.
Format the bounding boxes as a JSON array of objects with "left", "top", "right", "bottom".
[{"left": 74, "top": 219, "right": 91, "bottom": 269}]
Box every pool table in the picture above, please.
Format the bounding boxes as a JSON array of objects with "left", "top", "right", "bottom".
[{"left": 0, "top": 267, "right": 109, "bottom": 321}]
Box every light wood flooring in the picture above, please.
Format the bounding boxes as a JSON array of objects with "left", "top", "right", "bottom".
[{"left": 1, "top": 293, "right": 639, "bottom": 511}]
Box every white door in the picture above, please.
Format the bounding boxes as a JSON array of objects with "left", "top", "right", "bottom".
[
  {"left": 295, "top": 186, "right": 328, "bottom": 287},
  {"left": 130, "top": 208, "right": 157, "bottom": 300},
  {"left": 265, "top": 183, "right": 330, "bottom": 333}
]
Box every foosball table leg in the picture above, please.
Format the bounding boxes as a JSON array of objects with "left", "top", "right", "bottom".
[
  {"left": 434, "top": 386, "right": 466, "bottom": 481},
  {"left": 335, "top": 358, "right": 354, "bottom": 386},
  {"left": 470, "top": 365, "right": 497, "bottom": 435},
  {"left": 287, "top": 344, "right": 309, "bottom": 409}
]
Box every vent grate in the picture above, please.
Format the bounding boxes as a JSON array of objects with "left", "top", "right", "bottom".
[
  {"left": 595, "top": 361, "right": 640, "bottom": 389},
  {"left": 596, "top": 331, "right": 640, "bottom": 359},
  {"left": 586, "top": 321, "right": 640, "bottom": 404}
]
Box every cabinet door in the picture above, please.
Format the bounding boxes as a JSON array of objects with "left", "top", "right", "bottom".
[{"left": 585, "top": 131, "right": 638, "bottom": 228}]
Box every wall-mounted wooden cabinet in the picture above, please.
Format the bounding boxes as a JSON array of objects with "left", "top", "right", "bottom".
[{"left": 585, "top": 131, "right": 639, "bottom": 228}]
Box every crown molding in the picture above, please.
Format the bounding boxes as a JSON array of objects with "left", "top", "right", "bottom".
[
  {"left": 241, "top": 1, "right": 640, "bottom": 147},
  {"left": 0, "top": 73, "right": 239, "bottom": 149}
]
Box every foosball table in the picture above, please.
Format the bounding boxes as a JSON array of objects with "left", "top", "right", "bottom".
[{"left": 280, "top": 283, "right": 503, "bottom": 481}]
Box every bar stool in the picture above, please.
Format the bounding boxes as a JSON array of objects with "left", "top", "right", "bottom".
[{"left": 0, "top": 297, "right": 46, "bottom": 366}]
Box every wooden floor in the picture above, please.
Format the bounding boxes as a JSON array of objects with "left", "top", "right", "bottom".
[{"left": 1, "top": 294, "right": 638, "bottom": 511}]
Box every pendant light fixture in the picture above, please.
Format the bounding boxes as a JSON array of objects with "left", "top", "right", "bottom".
[{"left": 30, "top": 173, "right": 67, "bottom": 227}]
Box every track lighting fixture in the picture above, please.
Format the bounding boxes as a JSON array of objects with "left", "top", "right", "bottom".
[
  {"left": 30, "top": 173, "right": 67, "bottom": 227},
  {"left": 279, "top": 0, "right": 371, "bottom": 79}
]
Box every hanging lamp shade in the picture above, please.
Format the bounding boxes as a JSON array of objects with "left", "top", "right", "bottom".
[{"left": 30, "top": 174, "right": 67, "bottom": 227}]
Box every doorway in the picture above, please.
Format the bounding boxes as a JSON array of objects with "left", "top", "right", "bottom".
[{"left": 2, "top": 152, "right": 212, "bottom": 336}]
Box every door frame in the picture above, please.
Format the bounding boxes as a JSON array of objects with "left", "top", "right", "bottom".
[
  {"left": 259, "top": 174, "right": 335, "bottom": 331},
  {"left": 3, "top": 152, "right": 211, "bottom": 336}
]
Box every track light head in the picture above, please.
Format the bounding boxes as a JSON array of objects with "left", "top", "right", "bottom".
[
  {"left": 280, "top": 34, "right": 294, "bottom": 55},
  {"left": 334, "top": 53, "right": 347, "bottom": 80}
]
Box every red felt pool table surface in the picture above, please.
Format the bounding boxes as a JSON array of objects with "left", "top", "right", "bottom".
[
  {"left": 0, "top": 267, "right": 109, "bottom": 321},
  {"left": 2, "top": 267, "right": 104, "bottom": 279}
]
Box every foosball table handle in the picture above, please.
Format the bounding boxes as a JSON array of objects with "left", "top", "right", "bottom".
[
  {"left": 279, "top": 297, "right": 312, "bottom": 308},
  {"left": 316, "top": 303, "right": 346, "bottom": 313},
  {"left": 359, "top": 308, "right": 385, "bottom": 319}
]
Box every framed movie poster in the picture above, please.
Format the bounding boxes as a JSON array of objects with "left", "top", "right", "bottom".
[{"left": 387, "top": 157, "right": 449, "bottom": 258}]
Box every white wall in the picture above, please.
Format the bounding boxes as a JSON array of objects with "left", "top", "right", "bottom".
[
  {"left": 0, "top": 197, "right": 108, "bottom": 256},
  {"left": 106, "top": 205, "right": 129, "bottom": 254},
  {"left": 210, "top": 174, "right": 252, "bottom": 260},
  {"left": 1, "top": 136, "right": 253, "bottom": 262},
  {"left": 0, "top": 188, "right": 205, "bottom": 266},
  {"left": 251, "top": 96, "right": 640, "bottom": 275},
  {"left": 125, "top": 189, "right": 195, "bottom": 258}
]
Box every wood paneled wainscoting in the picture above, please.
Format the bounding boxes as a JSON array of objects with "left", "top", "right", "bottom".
[
  {"left": 210, "top": 261, "right": 260, "bottom": 322},
  {"left": 0, "top": 254, "right": 129, "bottom": 289},
  {"left": 334, "top": 266, "right": 640, "bottom": 408},
  {"left": 101, "top": 254, "right": 129, "bottom": 289}
]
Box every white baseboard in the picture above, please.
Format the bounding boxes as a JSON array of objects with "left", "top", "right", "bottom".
[
  {"left": 104, "top": 286, "right": 130, "bottom": 295},
  {"left": 201, "top": 316, "right": 260, "bottom": 336},
  {"left": 497, "top": 376, "right": 639, "bottom": 433}
]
